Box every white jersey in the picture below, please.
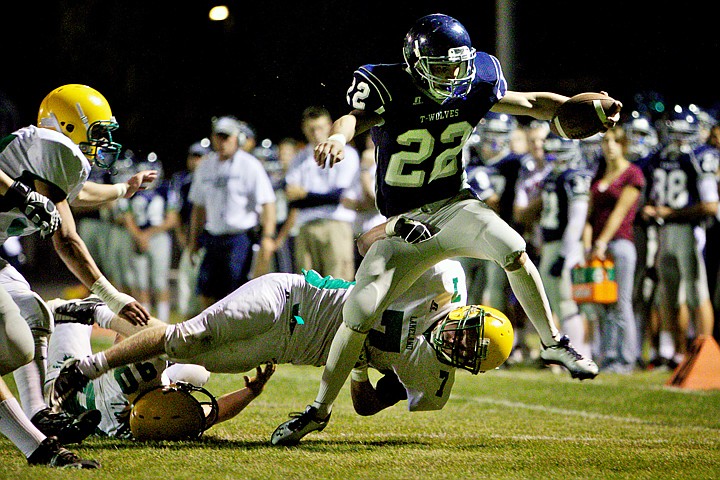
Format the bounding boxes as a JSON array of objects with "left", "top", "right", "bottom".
[
  {"left": 164, "top": 259, "right": 467, "bottom": 411},
  {"left": 0, "top": 126, "right": 90, "bottom": 243},
  {"left": 188, "top": 150, "right": 276, "bottom": 234},
  {"left": 366, "top": 259, "right": 467, "bottom": 411},
  {"left": 285, "top": 144, "right": 359, "bottom": 225},
  {"left": 45, "top": 322, "right": 168, "bottom": 437}
]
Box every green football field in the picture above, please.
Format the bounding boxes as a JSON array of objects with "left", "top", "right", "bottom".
[{"left": 2, "top": 349, "right": 719, "bottom": 479}]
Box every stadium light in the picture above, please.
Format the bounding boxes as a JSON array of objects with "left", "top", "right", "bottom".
[{"left": 209, "top": 6, "right": 229, "bottom": 21}]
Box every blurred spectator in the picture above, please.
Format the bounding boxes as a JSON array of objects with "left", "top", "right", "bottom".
[
  {"left": 105, "top": 156, "right": 140, "bottom": 295},
  {"left": 264, "top": 137, "right": 301, "bottom": 273},
  {"left": 283, "top": 106, "right": 359, "bottom": 280},
  {"left": 171, "top": 140, "right": 210, "bottom": 316},
  {"left": 514, "top": 120, "right": 551, "bottom": 249},
  {"left": 583, "top": 126, "right": 645, "bottom": 373},
  {"left": 624, "top": 112, "right": 661, "bottom": 365},
  {"left": 237, "top": 120, "right": 257, "bottom": 153},
  {"left": 702, "top": 123, "right": 720, "bottom": 342},
  {"left": 187, "top": 116, "right": 276, "bottom": 309}
]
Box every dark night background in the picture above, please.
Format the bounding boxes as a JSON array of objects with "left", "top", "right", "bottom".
[{"left": 1, "top": 1, "right": 718, "bottom": 177}]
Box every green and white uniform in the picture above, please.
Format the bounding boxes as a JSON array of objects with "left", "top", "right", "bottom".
[{"left": 164, "top": 259, "right": 467, "bottom": 411}]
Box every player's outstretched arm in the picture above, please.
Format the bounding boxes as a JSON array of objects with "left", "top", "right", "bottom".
[
  {"left": 214, "top": 362, "right": 276, "bottom": 424},
  {"left": 493, "top": 91, "right": 570, "bottom": 121},
  {"left": 350, "top": 370, "right": 407, "bottom": 416},
  {"left": 72, "top": 170, "right": 158, "bottom": 207}
]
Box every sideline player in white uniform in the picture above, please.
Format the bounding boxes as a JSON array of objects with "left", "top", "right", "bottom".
[
  {"left": 49, "top": 260, "right": 513, "bottom": 440},
  {"left": 0, "top": 84, "right": 155, "bottom": 468}
]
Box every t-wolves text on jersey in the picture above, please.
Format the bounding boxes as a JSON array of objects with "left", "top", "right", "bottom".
[{"left": 346, "top": 53, "right": 507, "bottom": 217}]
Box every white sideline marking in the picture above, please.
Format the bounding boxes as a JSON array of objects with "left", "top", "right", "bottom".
[
  {"left": 453, "top": 396, "right": 719, "bottom": 434},
  {"left": 457, "top": 396, "right": 647, "bottom": 424}
]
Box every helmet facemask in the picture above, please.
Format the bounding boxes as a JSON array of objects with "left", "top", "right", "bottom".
[
  {"left": 410, "top": 44, "right": 476, "bottom": 101},
  {"left": 81, "top": 120, "right": 122, "bottom": 170},
  {"left": 429, "top": 305, "right": 487, "bottom": 374}
]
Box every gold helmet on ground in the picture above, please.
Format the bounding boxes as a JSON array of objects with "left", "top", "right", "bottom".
[{"left": 129, "top": 382, "right": 218, "bottom": 441}]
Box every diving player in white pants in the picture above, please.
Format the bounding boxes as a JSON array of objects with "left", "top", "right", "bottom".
[{"left": 49, "top": 260, "right": 514, "bottom": 440}]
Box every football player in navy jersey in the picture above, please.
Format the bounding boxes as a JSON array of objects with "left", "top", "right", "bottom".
[
  {"left": 269, "top": 13, "right": 621, "bottom": 445},
  {"left": 538, "top": 134, "right": 594, "bottom": 360},
  {"left": 119, "top": 158, "right": 179, "bottom": 323},
  {"left": 642, "top": 106, "right": 718, "bottom": 367}
]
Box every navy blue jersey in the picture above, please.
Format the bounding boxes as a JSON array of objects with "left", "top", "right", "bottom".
[
  {"left": 645, "top": 144, "right": 720, "bottom": 222},
  {"left": 170, "top": 170, "right": 194, "bottom": 225},
  {"left": 467, "top": 151, "right": 524, "bottom": 225},
  {"left": 540, "top": 167, "right": 592, "bottom": 243},
  {"left": 123, "top": 180, "right": 178, "bottom": 230},
  {"left": 346, "top": 53, "right": 507, "bottom": 217}
]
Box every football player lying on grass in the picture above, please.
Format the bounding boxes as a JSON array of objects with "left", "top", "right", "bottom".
[
  {"left": 44, "top": 298, "right": 274, "bottom": 440},
  {"left": 47, "top": 259, "right": 513, "bottom": 444}
]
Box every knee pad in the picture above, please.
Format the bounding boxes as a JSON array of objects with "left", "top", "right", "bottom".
[{"left": 342, "top": 286, "right": 382, "bottom": 333}]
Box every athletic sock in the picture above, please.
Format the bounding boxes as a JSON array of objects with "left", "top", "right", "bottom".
[
  {"left": 506, "top": 260, "right": 559, "bottom": 347},
  {"left": 312, "top": 323, "right": 367, "bottom": 419},
  {"left": 0, "top": 398, "right": 45, "bottom": 457},
  {"left": 77, "top": 352, "right": 109, "bottom": 379}
]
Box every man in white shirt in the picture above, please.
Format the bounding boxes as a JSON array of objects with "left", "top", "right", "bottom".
[
  {"left": 282, "top": 106, "right": 359, "bottom": 280},
  {"left": 187, "top": 116, "right": 276, "bottom": 309}
]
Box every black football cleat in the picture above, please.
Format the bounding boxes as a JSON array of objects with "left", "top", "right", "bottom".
[
  {"left": 31, "top": 408, "right": 101, "bottom": 445},
  {"left": 27, "top": 436, "right": 100, "bottom": 469}
]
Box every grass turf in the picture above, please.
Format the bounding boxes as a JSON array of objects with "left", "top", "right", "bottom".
[{"left": 3, "top": 352, "right": 720, "bottom": 479}]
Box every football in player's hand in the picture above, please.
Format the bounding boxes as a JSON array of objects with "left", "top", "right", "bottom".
[{"left": 550, "top": 92, "right": 621, "bottom": 139}]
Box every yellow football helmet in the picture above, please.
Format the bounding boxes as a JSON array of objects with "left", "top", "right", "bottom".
[
  {"left": 37, "top": 84, "right": 122, "bottom": 169},
  {"left": 129, "top": 382, "right": 218, "bottom": 441},
  {"left": 429, "top": 305, "right": 514, "bottom": 374}
]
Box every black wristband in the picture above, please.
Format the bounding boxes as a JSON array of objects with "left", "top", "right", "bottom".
[{"left": 4, "top": 181, "right": 31, "bottom": 209}]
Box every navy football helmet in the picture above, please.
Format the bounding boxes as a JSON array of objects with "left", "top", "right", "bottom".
[
  {"left": 470, "top": 111, "right": 517, "bottom": 165},
  {"left": 544, "top": 132, "right": 582, "bottom": 171},
  {"left": 665, "top": 105, "right": 700, "bottom": 146},
  {"left": 624, "top": 112, "right": 658, "bottom": 162},
  {"left": 403, "top": 14, "right": 476, "bottom": 101}
]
